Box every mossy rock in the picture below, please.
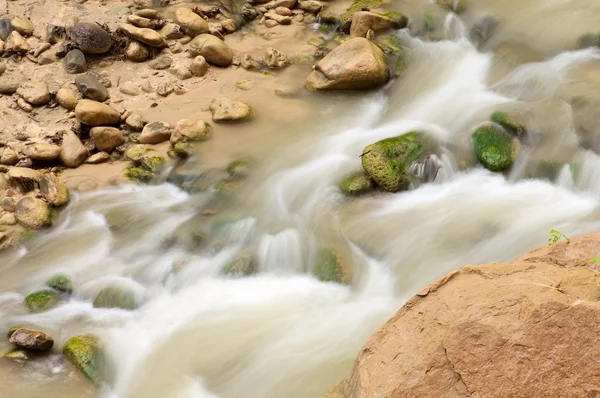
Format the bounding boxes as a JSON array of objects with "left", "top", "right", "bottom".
[
  {"left": 4, "top": 349, "right": 34, "bottom": 360},
  {"left": 376, "top": 34, "right": 404, "bottom": 55},
  {"left": 24, "top": 290, "right": 59, "bottom": 313},
  {"left": 313, "top": 248, "right": 345, "bottom": 283},
  {"left": 423, "top": 14, "right": 435, "bottom": 31},
  {"left": 214, "top": 179, "right": 241, "bottom": 198},
  {"left": 318, "top": 23, "right": 335, "bottom": 34},
  {"left": 318, "top": 11, "right": 339, "bottom": 25},
  {"left": 139, "top": 155, "right": 166, "bottom": 173},
  {"left": 125, "top": 144, "right": 152, "bottom": 161},
  {"left": 340, "top": 0, "right": 384, "bottom": 31},
  {"left": 63, "top": 335, "right": 104, "bottom": 385},
  {"left": 338, "top": 171, "right": 375, "bottom": 196},
  {"left": 172, "top": 142, "right": 193, "bottom": 158},
  {"left": 222, "top": 252, "right": 256, "bottom": 276},
  {"left": 436, "top": 0, "right": 467, "bottom": 13},
  {"left": 124, "top": 167, "right": 153, "bottom": 184},
  {"left": 472, "top": 123, "right": 514, "bottom": 172},
  {"left": 576, "top": 33, "right": 600, "bottom": 49},
  {"left": 490, "top": 111, "right": 526, "bottom": 137},
  {"left": 226, "top": 159, "right": 250, "bottom": 179},
  {"left": 46, "top": 274, "right": 73, "bottom": 294},
  {"left": 308, "top": 37, "right": 327, "bottom": 48},
  {"left": 361, "top": 132, "right": 438, "bottom": 192},
  {"left": 93, "top": 287, "right": 136, "bottom": 310},
  {"left": 377, "top": 11, "right": 408, "bottom": 29}
]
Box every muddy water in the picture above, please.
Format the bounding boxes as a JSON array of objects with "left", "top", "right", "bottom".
[{"left": 3, "top": 1, "right": 600, "bottom": 397}]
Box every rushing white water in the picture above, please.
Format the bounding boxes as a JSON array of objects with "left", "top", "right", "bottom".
[{"left": 4, "top": 11, "right": 600, "bottom": 398}]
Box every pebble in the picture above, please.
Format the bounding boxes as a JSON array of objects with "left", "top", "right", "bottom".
[
  {"left": 11, "top": 16, "right": 34, "bottom": 36},
  {"left": 85, "top": 151, "right": 111, "bottom": 164},
  {"left": 65, "top": 49, "right": 87, "bottom": 74},
  {"left": 56, "top": 87, "right": 79, "bottom": 110},
  {"left": 0, "top": 212, "right": 16, "bottom": 225},
  {"left": 136, "top": 9, "right": 160, "bottom": 19},
  {"left": 263, "top": 47, "right": 290, "bottom": 68},
  {"left": 15, "top": 197, "right": 52, "bottom": 229},
  {"left": 149, "top": 56, "right": 173, "bottom": 70},
  {"left": 209, "top": 97, "right": 253, "bottom": 122},
  {"left": 17, "top": 98, "right": 33, "bottom": 112},
  {"left": 299, "top": 0, "right": 323, "bottom": 14},
  {"left": 141, "top": 80, "right": 154, "bottom": 93},
  {"left": 221, "top": 19, "right": 237, "bottom": 33},
  {"left": 1, "top": 196, "right": 15, "bottom": 212},
  {"left": 16, "top": 81, "right": 50, "bottom": 105},
  {"left": 240, "top": 54, "right": 260, "bottom": 70},
  {"left": 126, "top": 41, "right": 150, "bottom": 62},
  {"left": 125, "top": 112, "right": 146, "bottom": 131},
  {"left": 75, "top": 74, "right": 109, "bottom": 102},
  {"left": 0, "top": 147, "right": 19, "bottom": 165},
  {"left": 189, "top": 55, "right": 208, "bottom": 77},
  {"left": 39, "top": 173, "right": 70, "bottom": 207},
  {"left": 156, "top": 82, "right": 173, "bottom": 97},
  {"left": 119, "top": 81, "right": 140, "bottom": 96},
  {"left": 0, "top": 19, "right": 12, "bottom": 41},
  {"left": 169, "top": 41, "right": 184, "bottom": 54},
  {"left": 275, "top": 0, "right": 297, "bottom": 8}
]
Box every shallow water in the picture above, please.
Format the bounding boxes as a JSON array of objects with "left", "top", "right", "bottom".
[{"left": 3, "top": 0, "right": 600, "bottom": 397}]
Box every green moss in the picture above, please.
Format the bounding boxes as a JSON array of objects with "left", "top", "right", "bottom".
[
  {"left": 173, "top": 142, "right": 193, "bottom": 158},
  {"left": 377, "top": 34, "right": 404, "bottom": 55},
  {"left": 291, "top": 55, "right": 314, "bottom": 65},
  {"left": 24, "top": 290, "right": 59, "bottom": 312},
  {"left": 377, "top": 11, "right": 408, "bottom": 28},
  {"left": 222, "top": 252, "right": 256, "bottom": 276},
  {"left": 318, "top": 11, "right": 339, "bottom": 25},
  {"left": 226, "top": 159, "right": 250, "bottom": 179},
  {"left": 307, "top": 37, "right": 327, "bottom": 48},
  {"left": 577, "top": 33, "right": 600, "bottom": 49},
  {"left": 338, "top": 171, "right": 375, "bottom": 196},
  {"left": 125, "top": 144, "right": 151, "bottom": 161},
  {"left": 213, "top": 179, "right": 241, "bottom": 198},
  {"left": 490, "top": 111, "right": 526, "bottom": 137},
  {"left": 314, "top": 248, "right": 344, "bottom": 283},
  {"left": 19, "top": 230, "right": 39, "bottom": 242},
  {"left": 318, "top": 22, "right": 334, "bottom": 33},
  {"left": 260, "top": 70, "right": 274, "bottom": 76},
  {"left": 140, "top": 156, "right": 166, "bottom": 173},
  {"left": 361, "top": 132, "right": 438, "bottom": 192},
  {"left": 472, "top": 123, "right": 514, "bottom": 172},
  {"left": 235, "top": 80, "right": 255, "bottom": 91},
  {"left": 125, "top": 167, "right": 153, "bottom": 184},
  {"left": 63, "top": 335, "right": 103, "bottom": 385},
  {"left": 46, "top": 274, "right": 73, "bottom": 294},
  {"left": 436, "top": 0, "right": 467, "bottom": 13},
  {"left": 4, "top": 349, "right": 34, "bottom": 360},
  {"left": 423, "top": 14, "right": 435, "bottom": 31},
  {"left": 93, "top": 287, "right": 136, "bottom": 310},
  {"left": 340, "top": 0, "right": 385, "bottom": 31}
]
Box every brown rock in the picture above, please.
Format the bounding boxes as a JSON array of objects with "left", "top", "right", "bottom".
[
  {"left": 1, "top": 147, "right": 19, "bottom": 165},
  {"left": 5, "top": 31, "right": 29, "bottom": 53},
  {"left": 17, "top": 81, "right": 50, "bottom": 105},
  {"left": 7, "top": 167, "right": 41, "bottom": 192},
  {"left": 265, "top": 12, "right": 292, "bottom": 25},
  {"left": 17, "top": 98, "right": 33, "bottom": 113},
  {"left": 11, "top": 16, "right": 34, "bottom": 36},
  {"left": 90, "top": 127, "right": 125, "bottom": 152},
  {"left": 39, "top": 173, "right": 69, "bottom": 206},
  {"left": 171, "top": 119, "right": 210, "bottom": 143},
  {"left": 221, "top": 19, "right": 237, "bottom": 33},
  {"left": 56, "top": 87, "right": 79, "bottom": 110},
  {"left": 275, "top": 0, "right": 297, "bottom": 7},
  {"left": 350, "top": 11, "right": 396, "bottom": 38},
  {"left": 209, "top": 97, "right": 253, "bottom": 122},
  {"left": 263, "top": 47, "right": 290, "bottom": 68},
  {"left": 136, "top": 9, "right": 160, "bottom": 19},
  {"left": 24, "top": 143, "right": 61, "bottom": 161},
  {"left": 325, "top": 233, "right": 600, "bottom": 398},
  {"left": 149, "top": 56, "right": 173, "bottom": 70},
  {"left": 127, "top": 14, "right": 156, "bottom": 29},
  {"left": 189, "top": 55, "right": 208, "bottom": 77},
  {"left": 298, "top": 0, "right": 323, "bottom": 14},
  {"left": 159, "top": 23, "right": 184, "bottom": 40},
  {"left": 85, "top": 152, "right": 111, "bottom": 164},
  {"left": 241, "top": 54, "right": 260, "bottom": 70},
  {"left": 1, "top": 196, "right": 15, "bottom": 212},
  {"left": 126, "top": 41, "right": 150, "bottom": 62},
  {"left": 265, "top": 20, "right": 279, "bottom": 28},
  {"left": 170, "top": 66, "right": 192, "bottom": 80},
  {"left": 60, "top": 130, "right": 89, "bottom": 168},
  {"left": 125, "top": 112, "right": 146, "bottom": 131},
  {"left": 75, "top": 100, "right": 120, "bottom": 126},
  {"left": 15, "top": 197, "right": 52, "bottom": 229},
  {"left": 174, "top": 7, "right": 209, "bottom": 37},
  {"left": 275, "top": 7, "right": 292, "bottom": 16},
  {"left": 139, "top": 121, "right": 172, "bottom": 144},
  {"left": 188, "top": 34, "right": 233, "bottom": 67},
  {"left": 119, "top": 24, "right": 165, "bottom": 48},
  {"left": 0, "top": 74, "right": 24, "bottom": 94},
  {"left": 9, "top": 328, "right": 53, "bottom": 351}
]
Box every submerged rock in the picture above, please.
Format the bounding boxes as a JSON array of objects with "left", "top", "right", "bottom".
[
  {"left": 125, "top": 167, "right": 153, "bottom": 183},
  {"left": 472, "top": 122, "right": 515, "bottom": 172},
  {"left": 139, "top": 154, "right": 166, "bottom": 172},
  {"left": 490, "top": 111, "right": 526, "bottom": 137},
  {"left": 188, "top": 34, "right": 233, "bottom": 67},
  {"left": 24, "top": 289, "right": 59, "bottom": 312},
  {"left": 46, "top": 274, "right": 73, "bottom": 294},
  {"left": 313, "top": 248, "right": 346, "bottom": 283},
  {"left": 361, "top": 132, "right": 438, "bottom": 192},
  {"left": 15, "top": 197, "right": 52, "bottom": 229},
  {"left": 40, "top": 173, "right": 70, "bottom": 206},
  {"left": 338, "top": 171, "right": 375, "bottom": 196},
  {"left": 63, "top": 335, "right": 103, "bottom": 384},
  {"left": 4, "top": 349, "right": 34, "bottom": 360},
  {"left": 222, "top": 252, "right": 256, "bottom": 276},
  {"left": 9, "top": 328, "right": 54, "bottom": 351},
  {"left": 209, "top": 97, "right": 253, "bottom": 122},
  {"left": 263, "top": 47, "right": 290, "bottom": 69},
  {"left": 93, "top": 287, "right": 136, "bottom": 310},
  {"left": 68, "top": 22, "right": 112, "bottom": 54}
]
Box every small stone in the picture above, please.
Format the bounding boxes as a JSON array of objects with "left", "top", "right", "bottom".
[
  {"left": 171, "top": 65, "right": 192, "bottom": 80},
  {"left": 265, "top": 12, "right": 292, "bottom": 25},
  {"left": 24, "top": 143, "right": 61, "bottom": 161},
  {"left": 119, "top": 23, "right": 166, "bottom": 48},
  {"left": 263, "top": 47, "right": 290, "bottom": 68},
  {"left": 0, "top": 74, "right": 24, "bottom": 94},
  {"left": 119, "top": 81, "right": 140, "bottom": 96},
  {"left": 68, "top": 22, "right": 113, "bottom": 54},
  {"left": 265, "top": 20, "right": 280, "bottom": 28},
  {"left": 90, "top": 127, "right": 125, "bottom": 152},
  {"left": 0, "top": 19, "right": 12, "bottom": 41},
  {"left": 127, "top": 14, "right": 156, "bottom": 29},
  {"left": 189, "top": 55, "right": 208, "bottom": 77},
  {"left": 149, "top": 56, "right": 173, "bottom": 70},
  {"left": 65, "top": 49, "right": 87, "bottom": 74},
  {"left": 171, "top": 119, "right": 210, "bottom": 143},
  {"left": 38, "top": 48, "right": 59, "bottom": 65},
  {"left": 275, "top": 0, "right": 297, "bottom": 8},
  {"left": 17, "top": 98, "right": 33, "bottom": 113},
  {"left": 221, "top": 19, "right": 237, "bottom": 33},
  {"left": 11, "top": 16, "right": 34, "bottom": 36},
  {"left": 46, "top": 274, "right": 73, "bottom": 293},
  {"left": 85, "top": 152, "right": 111, "bottom": 164},
  {"left": 1, "top": 197, "right": 16, "bottom": 212},
  {"left": 56, "top": 87, "right": 79, "bottom": 110},
  {"left": 136, "top": 9, "right": 160, "bottom": 19},
  {"left": 159, "top": 23, "right": 184, "bottom": 40},
  {"left": 156, "top": 82, "right": 174, "bottom": 97},
  {"left": 209, "top": 97, "right": 253, "bottom": 122},
  {"left": 15, "top": 197, "right": 52, "bottom": 229},
  {"left": 60, "top": 130, "right": 89, "bottom": 167},
  {"left": 126, "top": 41, "right": 150, "bottom": 62},
  {"left": 139, "top": 121, "right": 172, "bottom": 144},
  {"left": 9, "top": 328, "right": 54, "bottom": 351},
  {"left": 0, "top": 213, "right": 17, "bottom": 225},
  {"left": 3, "top": 349, "right": 33, "bottom": 360},
  {"left": 75, "top": 100, "right": 120, "bottom": 126},
  {"left": 338, "top": 171, "right": 374, "bottom": 196},
  {"left": 39, "top": 172, "right": 69, "bottom": 206},
  {"left": 174, "top": 7, "right": 209, "bottom": 37},
  {"left": 1, "top": 147, "right": 19, "bottom": 165},
  {"left": 188, "top": 34, "right": 234, "bottom": 67},
  {"left": 17, "top": 81, "right": 51, "bottom": 105},
  {"left": 75, "top": 74, "right": 109, "bottom": 102},
  {"left": 141, "top": 80, "right": 153, "bottom": 93},
  {"left": 125, "top": 112, "right": 146, "bottom": 131},
  {"left": 241, "top": 54, "right": 260, "bottom": 70},
  {"left": 6, "top": 31, "right": 30, "bottom": 53}
]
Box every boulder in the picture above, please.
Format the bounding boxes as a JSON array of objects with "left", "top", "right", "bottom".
[
  {"left": 472, "top": 122, "right": 515, "bottom": 172},
  {"left": 68, "top": 22, "right": 112, "bottom": 54},
  {"left": 189, "top": 55, "right": 208, "bottom": 77},
  {"left": 490, "top": 111, "right": 526, "bottom": 137},
  {"left": 139, "top": 121, "right": 172, "bottom": 144},
  {"left": 209, "top": 97, "right": 253, "bottom": 122},
  {"left": 361, "top": 132, "right": 438, "bottom": 192},
  {"left": 306, "top": 38, "right": 389, "bottom": 90},
  {"left": 174, "top": 7, "right": 209, "bottom": 37},
  {"left": 39, "top": 173, "right": 70, "bottom": 206},
  {"left": 75, "top": 74, "right": 109, "bottom": 102},
  {"left": 119, "top": 23, "right": 165, "bottom": 48},
  {"left": 93, "top": 286, "right": 136, "bottom": 310},
  {"left": 11, "top": 16, "right": 34, "bottom": 36},
  {"left": 60, "top": 130, "right": 89, "bottom": 168},
  {"left": 126, "top": 41, "right": 150, "bottom": 62},
  {"left": 63, "top": 335, "right": 103, "bottom": 384},
  {"left": 15, "top": 197, "right": 52, "bottom": 229},
  {"left": 64, "top": 49, "right": 87, "bottom": 73},
  {"left": 9, "top": 328, "right": 54, "bottom": 351},
  {"left": 56, "top": 87, "right": 79, "bottom": 110},
  {"left": 24, "top": 289, "right": 59, "bottom": 312},
  {"left": 90, "top": 127, "right": 125, "bottom": 152},
  {"left": 75, "top": 100, "right": 120, "bottom": 126},
  {"left": 350, "top": 11, "right": 396, "bottom": 38},
  {"left": 188, "top": 34, "right": 233, "bottom": 67},
  {"left": 325, "top": 233, "right": 600, "bottom": 398},
  {"left": 24, "top": 143, "right": 61, "bottom": 161},
  {"left": 171, "top": 119, "right": 210, "bottom": 143},
  {"left": 7, "top": 167, "right": 41, "bottom": 191},
  {"left": 17, "top": 81, "right": 51, "bottom": 105},
  {"left": 338, "top": 171, "right": 375, "bottom": 196},
  {"left": 46, "top": 274, "right": 73, "bottom": 294},
  {"left": 263, "top": 47, "right": 290, "bottom": 69}
]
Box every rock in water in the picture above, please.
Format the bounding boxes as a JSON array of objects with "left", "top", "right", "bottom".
[
  {"left": 361, "top": 132, "right": 438, "bottom": 192},
  {"left": 75, "top": 100, "right": 120, "bottom": 126},
  {"left": 174, "top": 7, "right": 209, "bottom": 37},
  {"left": 490, "top": 111, "right": 526, "bottom": 137},
  {"left": 17, "top": 81, "right": 50, "bottom": 105},
  {"left": 4, "top": 349, "right": 34, "bottom": 360},
  {"left": 24, "top": 290, "right": 59, "bottom": 312},
  {"left": 68, "top": 22, "right": 112, "bottom": 54},
  {"left": 222, "top": 252, "right": 256, "bottom": 276},
  {"left": 90, "top": 127, "right": 125, "bottom": 151},
  {"left": 262, "top": 47, "right": 290, "bottom": 68},
  {"left": 63, "top": 335, "right": 103, "bottom": 384},
  {"left": 170, "top": 119, "right": 210, "bottom": 143},
  {"left": 75, "top": 74, "right": 109, "bottom": 102},
  {"left": 60, "top": 130, "right": 89, "bottom": 168},
  {"left": 39, "top": 173, "right": 70, "bottom": 206},
  {"left": 306, "top": 38, "right": 389, "bottom": 90},
  {"left": 188, "top": 34, "right": 233, "bottom": 67},
  {"left": 139, "top": 121, "right": 172, "bottom": 144},
  {"left": 46, "top": 274, "right": 73, "bottom": 294},
  {"left": 93, "top": 287, "right": 136, "bottom": 310},
  {"left": 350, "top": 11, "right": 400, "bottom": 38},
  {"left": 119, "top": 23, "right": 165, "bottom": 48},
  {"left": 24, "top": 143, "right": 61, "bottom": 161},
  {"left": 209, "top": 97, "right": 253, "bottom": 122},
  {"left": 472, "top": 122, "right": 515, "bottom": 172},
  {"left": 15, "top": 197, "right": 52, "bottom": 229},
  {"left": 338, "top": 171, "right": 374, "bottom": 196},
  {"left": 65, "top": 49, "right": 87, "bottom": 74},
  {"left": 9, "top": 328, "right": 54, "bottom": 351},
  {"left": 313, "top": 248, "right": 346, "bottom": 283}
]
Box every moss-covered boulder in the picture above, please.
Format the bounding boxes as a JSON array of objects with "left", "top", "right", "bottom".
[
  {"left": 314, "top": 248, "right": 345, "bottom": 283},
  {"left": 472, "top": 123, "right": 515, "bottom": 172},
  {"left": 222, "top": 252, "right": 256, "bottom": 276},
  {"left": 139, "top": 155, "right": 166, "bottom": 173},
  {"left": 171, "top": 142, "right": 193, "bottom": 159},
  {"left": 124, "top": 167, "right": 153, "bottom": 184},
  {"left": 490, "top": 111, "right": 526, "bottom": 137},
  {"left": 377, "top": 34, "right": 403, "bottom": 55},
  {"left": 361, "top": 132, "right": 438, "bottom": 192},
  {"left": 63, "top": 335, "right": 103, "bottom": 384},
  {"left": 46, "top": 274, "right": 73, "bottom": 294},
  {"left": 93, "top": 286, "right": 136, "bottom": 310},
  {"left": 24, "top": 289, "right": 59, "bottom": 312},
  {"left": 340, "top": 0, "right": 384, "bottom": 31},
  {"left": 338, "top": 171, "right": 375, "bottom": 196}
]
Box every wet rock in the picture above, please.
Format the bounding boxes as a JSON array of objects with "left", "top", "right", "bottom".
[
  {"left": 490, "top": 111, "right": 526, "bottom": 138},
  {"left": 125, "top": 166, "right": 153, "bottom": 183},
  {"left": 170, "top": 142, "right": 193, "bottom": 158},
  {"left": 241, "top": 54, "right": 260, "bottom": 70},
  {"left": 9, "top": 328, "right": 54, "bottom": 351},
  {"left": 470, "top": 15, "right": 498, "bottom": 45},
  {"left": 46, "top": 274, "right": 73, "bottom": 294},
  {"left": 299, "top": 1, "right": 323, "bottom": 14},
  {"left": 140, "top": 121, "right": 172, "bottom": 144},
  {"left": 221, "top": 19, "right": 237, "bottom": 33},
  {"left": 318, "top": 10, "right": 339, "bottom": 24},
  {"left": 75, "top": 100, "right": 120, "bottom": 126},
  {"left": 265, "top": 12, "right": 292, "bottom": 25},
  {"left": 56, "top": 88, "right": 79, "bottom": 110},
  {"left": 338, "top": 171, "right": 374, "bottom": 196},
  {"left": 159, "top": 23, "right": 184, "bottom": 40},
  {"left": 17, "top": 81, "right": 51, "bottom": 105},
  {"left": 175, "top": 7, "right": 209, "bottom": 37},
  {"left": 85, "top": 152, "right": 111, "bottom": 164},
  {"left": 222, "top": 252, "right": 256, "bottom": 276},
  {"left": 209, "top": 97, "right": 253, "bottom": 122},
  {"left": 0, "top": 74, "right": 24, "bottom": 94},
  {"left": 0, "top": 213, "right": 17, "bottom": 225},
  {"left": 7, "top": 167, "right": 42, "bottom": 191},
  {"left": 93, "top": 287, "right": 136, "bottom": 310},
  {"left": 119, "top": 81, "right": 140, "bottom": 96},
  {"left": 24, "top": 143, "right": 61, "bottom": 161},
  {"left": 6, "top": 31, "right": 30, "bottom": 53},
  {"left": 361, "top": 132, "right": 438, "bottom": 192},
  {"left": 350, "top": 11, "right": 396, "bottom": 38},
  {"left": 15, "top": 197, "right": 52, "bottom": 229},
  {"left": 3, "top": 349, "right": 33, "bottom": 360},
  {"left": 149, "top": 55, "right": 173, "bottom": 70},
  {"left": 577, "top": 33, "right": 600, "bottom": 49},
  {"left": 189, "top": 34, "right": 234, "bottom": 67},
  {"left": 125, "top": 144, "right": 151, "bottom": 161},
  {"left": 63, "top": 335, "right": 103, "bottom": 384},
  {"left": 263, "top": 47, "right": 290, "bottom": 68},
  {"left": 140, "top": 154, "right": 166, "bottom": 172},
  {"left": 171, "top": 119, "right": 210, "bottom": 143},
  {"left": 75, "top": 74, "right": 109, "bottom": 102},
  {"left": 68, "top": 22, "right": 112, "bottom": 54},
  {"left": 90, "top": 127, "right": 125, "bottom": 152},
  {"left": 65, "top": 49, "right": 87, "bottom": 74},
  {"left": 125, "top": 112, "right": 146, "bottom": 131},
  {"left": 126, "top": 41, "right": 150, "bottom": 62},
  {"left": 472, "top": 122, "right": 515, "bottom": 172},
  {"left": 156, "top": 82, "right": 174, "bottom": 97},
  {"left": 136, "top": 9, "right": 160, "bottom": 19},
  {"left": 436, "top": 0, "right": 467, "bottom": 13},
  {"left": 119, "top": 23, "right": 166, "bottom": 48},
  {"left": 189, "top": 55, "right": 209, "bottom": 77},
  {"left": 242, "top": 3, "right": 259, "bottom": 21},
  {"left": 46, "top": 23, "right": 64, "bottom": 44},
  {"left": 0, "top": 19, "right": 12, "bottom": 41},
  {"left": 11, "top": 16, "right": 34, "bottom": 36},
  {"left": 306, "top": 38, "right": 389, "bottom": 90},
  {"left": 127, "top": 14, "right": 156, "bottom": 29},
  {"left": 60, "top": 130, "right": 89, "bottom": 167},
  {"left": 1, "top": 147, "right": 19, "bottom": 165},
  {"left": 313, "top": 248, "right": 346, "bottom": 283}
]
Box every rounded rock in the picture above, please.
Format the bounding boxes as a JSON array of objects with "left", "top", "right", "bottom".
[
  {"left": 65, "top": 49, "right": 87, "bottom": 74},
  {"left": 75, "top": 100, "right": 120, "bottom": 126},
  {"left": 56, "top": 87, "right": 79, "bottom": 110},
  {"left": 90, "top": 127, "right": 125, "bottom": 152},
  {"left": 174, "top": 8, "right": 209, "bottom": 37},
  {"left": 9, "top": 328, "right": 54, "bottom": 351},
  {"left": 69, "top": 22, "right": 113, "bottom": 54},
  {"left": 171, "top": 119, "right": 210, "bottom": 143},
  {"left": 24, "top": 143, "right": 61, "bottom": 161},
  {"left": 15, "top": 197, "right": 52, "bottom": 229},
  {"left": 209, "top": 97, "right": 253, "bottom": 122},
  {"left": 11, "top": 16, "right": 34, "bottom": 36},
  {"left": 126, "top": 41, "right": 150, "bottom": 62},
  {"left": 17, "top": 81, "right": 50, "bottom": 105},
  {"left": 39, "top": 173, "right": 70, "bottom": 206},
  {"left": 75, "top": 74, "right": 109, "bottom": 102},
  {"left": 60, "top": 130, "right": 89, "bottom": 168},
  {"left": 139, "top": 121, "right": 172, "bottom": 144},
  {"left": 188, "top": 34, "right": 233, "bottom": 67}
]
